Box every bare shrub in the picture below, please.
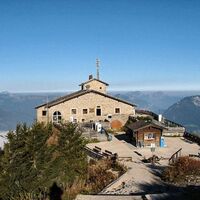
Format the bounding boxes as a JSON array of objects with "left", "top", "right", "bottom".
[
  {"left": 163, "top": 156, "right": 200, "bottom": 183},
  {"left": 82, "top": 159, "right": 125, "bottom": 194}
]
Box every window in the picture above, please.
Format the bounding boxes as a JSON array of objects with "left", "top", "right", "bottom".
[
  {"left": 115, "top": 108, "right": 120, "bottom": 114},
  {"left": 82, "top": 119, "right": 85, "bottom": 122},
  {"left": 42, "top": 110, "right": 47, "bottom": 116},
  {"left": 96, "top": 106, "right": 101, "bottom": 116},
  {"left": 100, "top": 87, "right": 102, "bottom": 89},
  {"left": 53, "top": 111, "right": 62, "bottom": 123},
  {"left": 144, "top": 133, "right": 155, "bottom": 140},
  {"left": 71, "top": 109, "right": 77, "bottom": 114},
  {"left": 83, "top": 109, "right": 88, "bottom": 114}
]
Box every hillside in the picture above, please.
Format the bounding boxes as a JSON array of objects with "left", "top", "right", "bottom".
[
  {"left": 0, "top": 92, "right": 64, "bottom": 131},
  {"left": 111, "top": 91, "right": 184, "bottom": 113},
  {"left": 164, "top": 96, "right": 200, "bottom": 133}
]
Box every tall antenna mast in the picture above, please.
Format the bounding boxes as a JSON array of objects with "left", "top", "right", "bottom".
[{"left": 96, "top": 58, "right": 100, "bottom": 80}]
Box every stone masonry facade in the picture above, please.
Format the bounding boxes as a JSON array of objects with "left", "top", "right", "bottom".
[{"left": 36, "top": 76, "right": 136, "bottom": 126}]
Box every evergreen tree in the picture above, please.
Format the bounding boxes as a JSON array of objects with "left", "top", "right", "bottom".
[
  {"left": 0, "top": 122, "right": 87, "bottom": 200},
  {"left": 52, "top": 123, "right": 87, "bottom": 187}
]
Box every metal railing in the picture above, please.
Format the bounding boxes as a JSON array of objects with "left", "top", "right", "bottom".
[{"left": 169, "top": 148, "right": 182, "bottom": 165}]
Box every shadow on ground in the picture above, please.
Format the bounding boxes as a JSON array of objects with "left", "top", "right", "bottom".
[
  {"left": 134, "top": 181, "right": 200, "bottom": 200},
  {"left": 115, "top": 133, "right": 135, "bottom": 145},
  {"left": 146, "top": 163, "right": 166, "bottom": 177},
  {"left": 136, "top": 162, "right": 200, "bottom": 199}
]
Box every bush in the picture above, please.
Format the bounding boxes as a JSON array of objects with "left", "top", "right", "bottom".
[
  {"left": 163, "top": 156, "right": 200, "bottom": 183},
  {"left": 81, "top": 159, "right": 126, "bottom": 194},
  {"left": 86, "top": 138, "right": 100, "bottom": 143},
  {"left": 0, "top": 122, "right": 88, "bottom": 200},
  {"left": 84, "top": 159, "right": 116, "bottom": 193},
  {"left": 106, "top": 129, "right": 115, "bottom": 134}
]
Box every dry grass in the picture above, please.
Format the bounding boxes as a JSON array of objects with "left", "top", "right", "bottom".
[
  {"left": 163, "top": 156, "right": 200, "bottom": 183},
  {"left": 83, "top": 159, "right": 116, "bottom": 193},
  {"left": 47, "top": 126, "right": 60, "bottom": 146},
  {"left": 82, "top": 159, "right": 126, "bottom": 194},
  {"left": 60, "top": 159, "right": 126, "bottom": 199}
]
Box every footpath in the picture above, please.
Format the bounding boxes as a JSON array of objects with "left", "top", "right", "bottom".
[{"left": 76, "top": 135, "right": 200, "bottom": 200}]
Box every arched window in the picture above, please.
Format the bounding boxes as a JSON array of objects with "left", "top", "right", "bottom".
[{"left": 53, "top": 111, "right": 62, "bottom": 123}]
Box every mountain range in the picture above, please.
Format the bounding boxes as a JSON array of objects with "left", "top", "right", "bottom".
[
  {"left": 0, "top": 91, "right": 200, "bottom": 132},
  {"left": 0, "top": 92, "right": 64, "bottom": 131},
  {"left": 164, "top": 95, "right": 200, "bottom": 134}
]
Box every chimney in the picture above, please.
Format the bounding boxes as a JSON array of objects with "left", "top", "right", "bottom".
[
  {"left": 158, "top": 114, "right": 162, "bottom": 122},
  {"left": 89, "top": 74, "right": 93, "bottom": 80}
]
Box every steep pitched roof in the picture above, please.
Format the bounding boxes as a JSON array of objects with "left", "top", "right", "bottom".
[
  {"left": 79, "top": 78, "right": 109, "bottom": 86},
  {"left": 126, "top": 120, "right": 165, "bottom": 132},
  {"left": 35, "top": 89, "right": 136, "bottom": 109}
]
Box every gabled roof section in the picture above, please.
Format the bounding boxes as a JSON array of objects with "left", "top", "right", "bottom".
[
  {"left": 35, "top": 89, "right": 136, "bottom": 109},
  {"left": 35, "top": 90, "right": 87, "bottom": 109},
  {"left": 126, "top": 120, "right": 165, "bottom": 132},
  {"left": 79, "top": 78, "right": 109, "bottom": 86}
]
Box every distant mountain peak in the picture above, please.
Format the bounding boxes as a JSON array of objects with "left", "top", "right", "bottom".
[
  {"left": 164, "top": 95, "right": 200, "bottom": 133},
  {"left": 0, "top": 91, "right": 9, "bottom": 95},
  {"left": 192, "top": 96, "right": 200, "bottom": 107}
]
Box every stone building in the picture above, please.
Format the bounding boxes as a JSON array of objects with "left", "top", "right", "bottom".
[{"left": 36, "top": 75, "right": 136, "bottom": 128}]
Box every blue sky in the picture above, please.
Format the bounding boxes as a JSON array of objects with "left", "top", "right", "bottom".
[{"left": 1, "top": 0, "right": 200, "bottom": 92}]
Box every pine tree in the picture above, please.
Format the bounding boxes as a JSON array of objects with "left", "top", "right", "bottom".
[
  {"left": 44, "top": 123, "right": 88, "bottom": 198},
  {"left": 0, "top": 122, "right": 88, "bottom": 200}
]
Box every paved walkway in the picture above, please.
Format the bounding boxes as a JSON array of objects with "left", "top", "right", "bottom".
[
  {"left": 87, "top": 136, "right": 164, "bottom": 195},
  {"left": 86, "top": 135, "right": 200, "bottom": 195},
  {"left": 136, "top": 137, "right": 200, "bottom": 166},
  {"left": 76, "top": 195, "right": 143, "bottom": 200}
]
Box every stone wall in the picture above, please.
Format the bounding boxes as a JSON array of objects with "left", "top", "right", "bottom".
[
  {"left": 83, "top": 79, "right": 107, "bottom": 94},
  {"left": 163, "top": 127, "right": 185, "bottom": 137},
  {"left": 36, "top": 92, "right": 135, "bottom": 125}
]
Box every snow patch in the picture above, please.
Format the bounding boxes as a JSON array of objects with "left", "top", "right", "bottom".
[{"left": 192, "top": 96, "right": 200, "bottom": 107}]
